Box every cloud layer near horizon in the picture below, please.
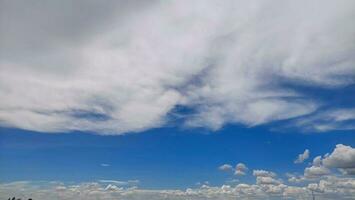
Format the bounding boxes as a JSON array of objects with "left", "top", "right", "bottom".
[
  {"left": 2, "top": 144, "right": 355, "bottom": 200},
  {"left": 1, "top": 0, "right": 355, "bottom": 134}
]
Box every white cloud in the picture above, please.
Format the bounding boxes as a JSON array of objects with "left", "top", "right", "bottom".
[
  {"left": 253, "top": 170, "right": 277, "bottom": 177},
  {"left": 235, "top": 163, "right": 248, "bottom": 176},
  {"left": 0, "top": 0, "right": 354, "bottom": 134},
  {"left": 287, "top": 174, "right": 306, "bottom": 184},
  {"left": 285, "top": 145, "right": 355, "bottom": 183},
  {"left": 3, "top": 144, "right": 355, "bottom": 200},
  {"left": 294, "top": 149, "right": 310, "bottom": 164},
  {"left": 99, "top": 180, "right": 139, "bottom": 186},
  {"left": 253, "top": 170, "right": 282, "bottom": 187},
  {"left": 294, "top": 109, "right": 355, "bottom": 132},
  {"left": 2, "top": 176, "right": 354, "bottom": 200},
  {"left": 323, "top": 144, "right": 355, "bottom": 175},
  {"left": 304, "top": 165, "right": 330, "bottom": 179},
  {"left": 218, "top": 164, "right": 233, "bottom": 172},
  {"left": 256, "top": 176, "right": 282, "bottom": 185},
  {"left": 100, "top": 163, "right": 110, "bottom": 167},
  {"left": 301, "top": 145, "right": 355, "bottom": 178},
  {"left": 303, "top": 156, "right": 330, "bottom": 179}
]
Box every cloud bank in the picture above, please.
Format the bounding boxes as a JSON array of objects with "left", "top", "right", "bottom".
[
  {"left": 1, "top": 176, "right": 354, "bottom": 200},
  {"left": 1, "top": 0, "right": 354, "bottom": 134},
  {"left": 2, "top": 144, "right": 354, "bottom": 200}
]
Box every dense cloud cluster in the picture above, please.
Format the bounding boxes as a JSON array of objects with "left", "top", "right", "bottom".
[
  {"left": 1, "top": 176, "right": 353, "bottom": 200},
  {"left": 2, "top": 144, "right": 354, "bottom": 199},
  {"left": 1, "top": 0, "right": 355, "bottom": 134}
]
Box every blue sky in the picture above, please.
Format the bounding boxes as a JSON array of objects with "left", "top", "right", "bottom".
[
  {"left": 1, "top": 124, "right": 355, "bottom": 189},
  {"left": 1, "top": 0, "right": 355, "bottom": 199}
]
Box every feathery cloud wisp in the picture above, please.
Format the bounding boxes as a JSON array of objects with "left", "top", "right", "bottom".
[{"left": 1, "top": 0, "right": 354, "bottom": 134}]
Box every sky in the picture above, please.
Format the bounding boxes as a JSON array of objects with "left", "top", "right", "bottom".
[{"left": 0, "top": 0, "right": 355, "bottom": 199}]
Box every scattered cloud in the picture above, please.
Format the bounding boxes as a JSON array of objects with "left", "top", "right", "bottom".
[
  {"left": 294, "top": 109, "right": 355, "bottom": 132},
  {"left": 234, "top": 163, "right": 248, "bottom": 176},
  {"left": 100, "top": 163, "right": 110, "bottom": 167},
  {"left": 218, "top": 164, "right": 233, "bottom": 172},
  {"left": 256, "top": 176, "right": 282, "bottom": 186},
  {"left": 1, "top": 0, "right": 354, "bottom": 134},
  {"left": 303, "top": 155, "right": 331, "bottom": 179},
  {"left": 253, "top": 170, "right": 282, "bottom": 186},
  {"left": 294, "top": 149, "right": 310, "bottom": 164},
  {"left": 1, "top": 176, "right": 354, "bottom": 200},
  {"left": 322, "top": 144, "right": 355, "bottom": 175},
  {"left": 253, "top": 170, "right": 277, "bottom": 178},
  {"left": 2, "top": 144, "right": 354, "bottom": 199},
  {"left": 286, "top": 173, "right": 306, "bottom": 184},
  {"left": 302, "top": 144, "right": 355, "bottom": 178},
  {"left": 304, "top": 165, "right": 331, "bottom": 179}
]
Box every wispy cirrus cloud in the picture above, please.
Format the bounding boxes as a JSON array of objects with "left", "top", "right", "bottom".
[{"left": 1, "top": 0, "right": 354, "bottom": 134}]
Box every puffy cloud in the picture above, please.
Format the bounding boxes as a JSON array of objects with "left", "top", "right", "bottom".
[
  {"left": 323, "top": 144, "right": 355, "bottom": 174},
  {"left": 253, "top": 170, "right": 282, "bottom": 186},
  {"left": 1, "top": 0, "right": 355, "bottom": 134},
  {"left": 2, "top": 146, "right": 355, "bottom": 200},
  {"left": 287, "top": 174, "right": 306, "bottom": 184},
  {"left": 256, "top": 177, "right": 282, "bottom": 185},
  {"left": 2, "top": 177, "right": 354, "bottom": 200},
  {"left": 301, "top": 144, "right": 355, "bottom": 178},
  {"left": 218, "top": 164, "right": 233, "bottom": 171},
  {"left": 304, "top": 165, "right": 330, "bottom": 179},
  {"left": 294, "top": 149, "right": 310, "bottom": 164},
  {"left": 286, "top": 145, "right": 355, "bottom": 182},
  {"left": 235, "top": 163, "right": 248, "bottom": 176},
  {"left": 312, "top": 156, "right": 323, "bottom": 167},
  {"left": 253, "top": 170, "right": 277, "bottom": 177},
  {"left": 304, "top": 156, "right": 330, "bottom": 178},
  {"left": 282, "top": 186, "right": 309, "bottom": 199}
]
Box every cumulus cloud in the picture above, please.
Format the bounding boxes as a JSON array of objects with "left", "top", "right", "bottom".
[
  {"left": 291, "top": 145, "right": 355, "bottom": 180},
  {"left": 302, "top": 145, "right": 355, "bottom": 178},
  {"left": 286, "top": 173, "right": 306, "bottom": 184},
  {"left": 304, "top": 165, "right": 331, "bottom": 179},
  {"left": 0, "top": 0, "right": 355, "bottom": 134},
  {"left": 294, "top": 149, "right": 310, "bottom": 164},
  {"left": 253, "top": 170, "right": 283, "bottom": 187},
  {"left": 2, "top": 144, "right": 355, "bottom": 200},
  {"left": 235, "top": 163, "right": 248, "bottom": 176},
  {"left": 323, "top": 144, "right": 355, "bottom": 175},
  {"left": 303, "top": 156, "right": 330, "bottom": 179},
  {"left": 1, "top": 176, "right": 354, "bottom": 200},
  {"left": 256, "top": 176, "right": 282, "bottom": 185},
  {"left": 253, "top": 170, "right": 277, "bottom": 177},
  {"left": 218, "top": 164, "right": 233, "bottom": 172}
]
